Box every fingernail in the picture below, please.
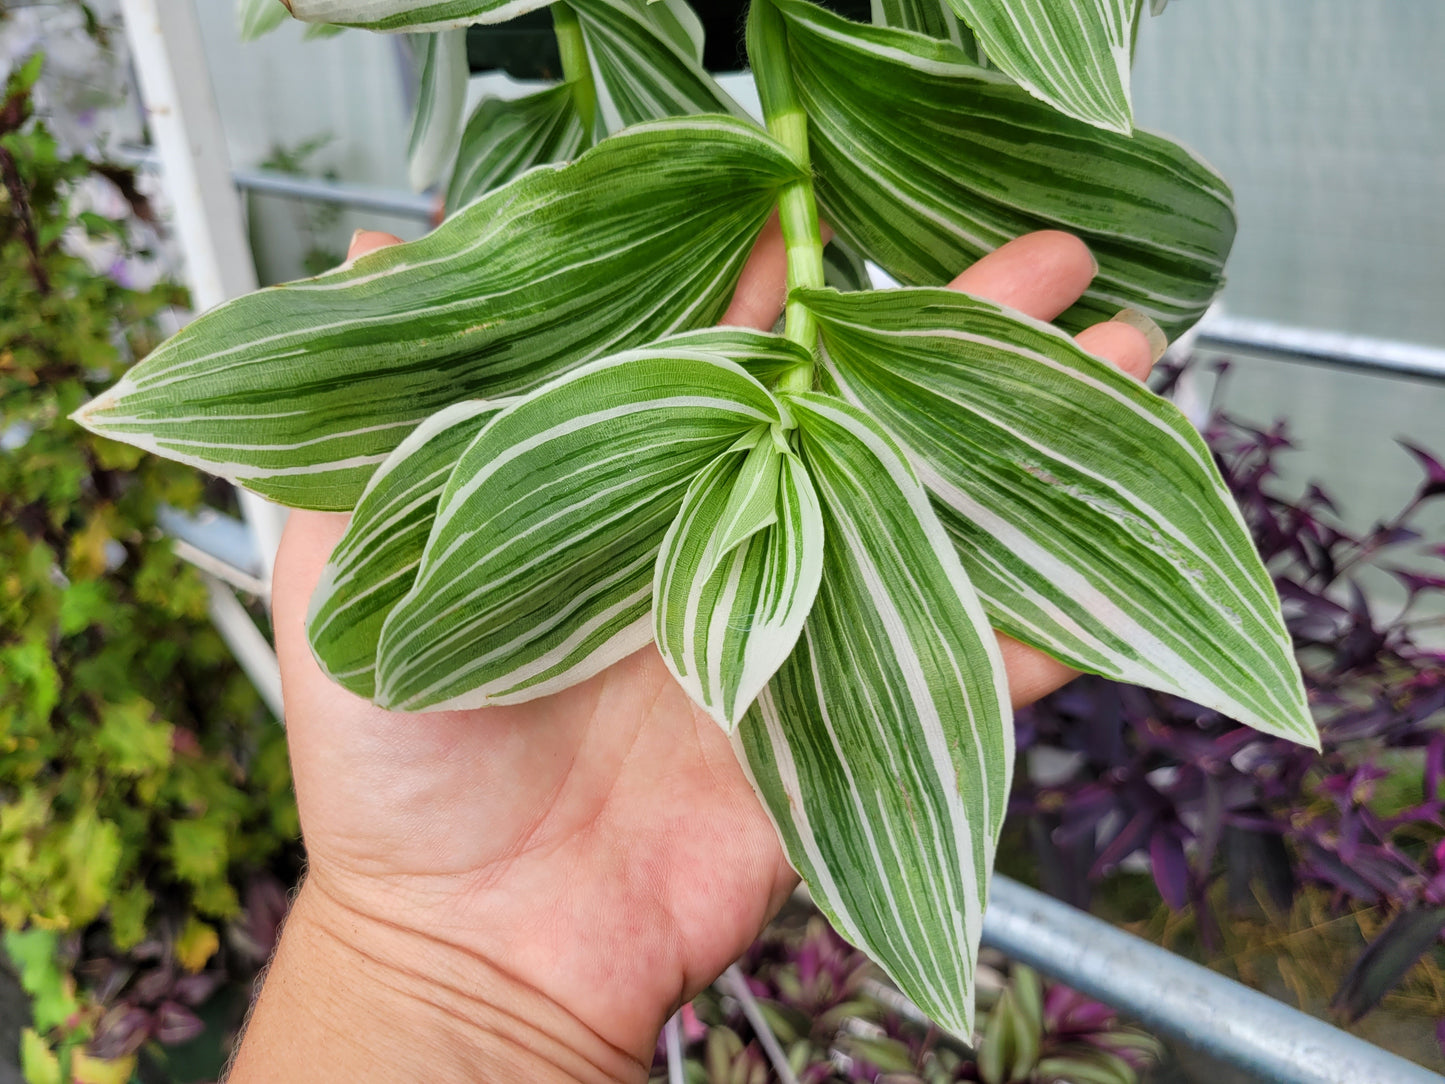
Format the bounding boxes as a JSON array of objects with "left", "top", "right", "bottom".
[
  {"left": 350, "top": 228, "right": 368, "bottom": 247},
  {"left": 1113, "top": 307, "right": 1168, "bottom": 363}
]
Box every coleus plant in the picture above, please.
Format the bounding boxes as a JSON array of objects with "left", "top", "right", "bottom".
[{"left": 78, "top": 0, "right": 1319, "bottom": 1036}]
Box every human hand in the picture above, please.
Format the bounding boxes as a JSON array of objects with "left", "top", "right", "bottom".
[{"left": 229, "top": 225, "right": 1158, "bottom": 1083}]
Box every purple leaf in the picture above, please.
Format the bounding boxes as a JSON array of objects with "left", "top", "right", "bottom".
[
  {"left": 1400, "top": 441, "right": 1445, "bottom": 499},
  {"left": 90, "top": 1005, "right": 152, "bottom": 1060},
  {"left": 154, "top": 1000, "right": 207, "bottom": 1045},
  {"left": 1149, "top": 828, "right": 1190, "bottom": 911},
  {"left": 1332, "top": 906, "right": 1445, "bottom": 1021}
]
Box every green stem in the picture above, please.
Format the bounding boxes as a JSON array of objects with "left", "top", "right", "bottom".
[
  {"left": 747, "top": 0, "right": 824, "bottom": 387},
  {"left": 552, "top": 3, "right": 598, "bottom": 139}
]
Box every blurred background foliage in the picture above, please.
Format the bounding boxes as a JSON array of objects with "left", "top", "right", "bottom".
[{"left": 0, "top": 49, "right": 300, "bottom": 1084}]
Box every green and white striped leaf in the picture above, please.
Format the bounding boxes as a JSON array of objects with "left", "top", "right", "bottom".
[
  {"left": 237, "top": 0, "right": 289, "bottom": 41},
  {"left": 444, "top": 83, "right": 587, "bottom": 212},
  {"left": 870, "top": 0, "right": 979, "bottom": 60},
  {"left": 735, "top": 392, "right": 1013, "bottom": 1037},
  {"left": 74, "top": 116, "right": 799, "bottom": 511},
  {"left": 306, "top": 399, "right": 505, "bottom": 699},
  {"left": 654, "top": 433, "right": 824, "bottom": 730},
  {"left": 771, "top": 0, "right": 1234, "bottom": 338},
  {"left": 303, "top": 21, "right": 348, "bottom": 38},
  {"left": 801, "top": 286, "right": 1317, "bottom": 747},
  {"left": 940, "top": 0, "right": 1135, "bottom": 133},
  {"left": 286, "top": 0, "right": 550, "bottom": 33},
  {"left": 374, "top": 350, "right": 786, "bottom": 711},
  {"left": 407, "top": 29, "right": 470, "bottom": 190},
  {"left": 639, "top": 0, "right": 705, "bottom": 62},
  {"left": 573, "top": 0, "right": 745, "bottom": 129},
  {"left": 653, "top": 327, "right": 814, "bottom": 389}
]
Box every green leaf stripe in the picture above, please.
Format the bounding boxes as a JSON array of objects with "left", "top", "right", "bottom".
[
  {"left": 654, "top": 431, "right": 824, "bottom": 731},
  {"left": 374, "top": 349, "right": 787, "bottom": 711},
  {"left": 406, "top": 29, "right": 469, "bottom": 190},
  {"left": 306, "top": 399, "right": 504, "bottom": 699},
  {"left": 803, "top": 286, "right": 1316, "bottom": 746},
  {"left": 772, "top": 0, "right": 1235, "bottom": 338},
  {"left": 287, "top": 0, "right": 553, "bottom": 32},
  {"left": 941, "top": 0, "right": 1135, "bottom": 133},
  {"left": 237, "top": 0, "right": 290, "bottom": 41},
  {"left": 444, "top": 83, "right": 587, "bottom": 212},
  {"left": 870, "top": 0, "right": 977, "bottom": 57},
  {"left": 737, "top": 392, "right": 1013, "bottom": 1036},
  {"left": 573, "top": 0, "right": 745, "bottom": 129},
  {"left": 653, "top": 327, "right": 815, "bottom": 390},
  {"left": 74, "top": 116, "right": 800, "bottom": 510}
]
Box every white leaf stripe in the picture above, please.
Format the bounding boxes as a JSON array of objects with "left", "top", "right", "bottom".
[
  {"left": 572, "top": 0, "right": 746, "bottom": 129},
  {"left": 804, "top": 286, "right": 1316, "bottom": 746},
  {"left": 941, "top": 0, "right": 1135, "bottom": 133},
  {"left": 870, "top": 0, "right": 974, "bottom": 54},
  {"left": 444, "top": 83, "right": 587, "bottom": 212},
  {"left": 287, "top": 0, "right": 553, "bottom": 33},
  {"left": 653, "top": 443, "right": 823, "bottom": 730},
  {"left": 306, "top": 400, "right": 504, "bottom": 698},
  {"left": 407, "top": 30, "right": 469, "bottom": 191},
  {"left": 374, "top": 351, "right": 784, "bottom": 711},
  {"left": 652, "top": 327, "right": 814, "bottom": 390},
  {"left": 73, "top": 117, "right": 800, "bottom": 510},
  {"left": 736, "top": 391, "right": 1012, "bottom": 1037},
  {"left": 771, "top": 0, "right": 1234, "bottom": 338}
]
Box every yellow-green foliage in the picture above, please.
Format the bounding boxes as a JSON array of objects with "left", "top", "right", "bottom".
[{"left": 0, "top": 54, "right": 298, "bottom": 960}]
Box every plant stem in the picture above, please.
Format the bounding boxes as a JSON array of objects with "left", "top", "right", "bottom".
[
  {"left": 747, "top": 0, "right": 824, "bottom": 384},
  {"left": 552, "top": 3, "right": 598, "bottom": 139}
]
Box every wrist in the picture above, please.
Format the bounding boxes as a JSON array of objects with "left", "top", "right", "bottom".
[{"left": 228, "top": 883, "right": 647, "bottom": 1084}]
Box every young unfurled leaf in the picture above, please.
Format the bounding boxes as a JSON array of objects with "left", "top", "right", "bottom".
[
  {"left": 445, "top": 83, "right": 588, "bottom": 211},
  {"left": 374, "top": 349, "right": 786, "bottom": 711},
  {"left": 941, "top": 0, "right": 1136, "bottom": 133},
  {"left": 237, "top": 0, "right": 290, "bottom": 40},
  {"left": 653, "top": 327, "right": 815, "bottom": 390},
  {"left": 801, "top": 286, "right": 1317, "bottom": 747},
  {"left": 654, "top": 431, "right": 824, "bottom": 731},
  {"left": 572, "top": 0, "right": 745, "bottom": 129},
  {"left": 406, "top": 30, "right": 469, "bottom": 190},
  {"left": 73, "top": 117, "right": 800, "bottom": 510},
  {"left": 870, "top": 0, "right": 978, "bottom": 59},
  {"left": 770, "top": 0, "right": 1234, "bottom": 338},
  {"left": 307, "top": 400, "right": 505, "bottom": 698},
  {"left": 735, "top": 392, "right": 1013, "bottom": 1037}
]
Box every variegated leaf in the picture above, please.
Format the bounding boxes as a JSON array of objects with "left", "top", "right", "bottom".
[
  {"left": 73, "top": 117, "right": 800, "bottom": 511},
  {"left": 870, "top": 0, "right": 979, "bottom": 59},
  {"left": 654, "top": 432, "right": 823, "bottom": 731},
  {"left": 940, "top": 0, "right": 1136, "bottom": 133},
  {"left": 237, "top": 0, "right": 289, "bottom": 40},
  {"left": 801, "top": 286, "right": 1317, "bottom": 747},
  {"left": 306, "top": 399, "right": 505, "bottom": 698},
  {"left": 286, "top": 0, "right": 550, "bottom": 32},
  {"left": 770, "top": 0, "right": 1234, "bottom": 338},
  {"left": 407, "top": 29, "right": 470, "bottom": 190},
  {"left": 822, "top": 239, "right": 873, "bottom": 293},
  {"left": 735, "top": 391, "right": 1013, "bottom": 1037},
  {"left": 374, "top": 350, "right": 786, "bottom": 711},
  {"left": 444, "top": 83, "right": 587, "bottom": 212},
  {"left": 639, "top": 0, "right": 705, "bottom": 62},
  {"left": 653, "top": 327, "right": 814, "bottom": 389},
  {"left": 573, "top": 0, "right": 745, "bottom": 129}
]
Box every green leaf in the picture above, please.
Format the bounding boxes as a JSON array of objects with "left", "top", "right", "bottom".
[
  {"left": 821, "top": 239, "right": 872, "bottom": 294},
  {"left": 307, "top": 399, "right": 506, "bottom": 698},
  {"left": 639, "top": 0, "right": 705, "bottom": 62},
  {"left": 237, "top": 0, "right": 290, "bottom": 40},
  {"left": 653, "top": 327, "right": 814, "bottom": 389},
  {"left": 375, "top": 349, "right": 785, "bottom": 711},
  {"left": 940, "top": 0, "right": 1136, "bottom": 133},
  {"left": 444, "top": 83, "right": 587, "bottom": 212},
  {"left": 654, "top": 430, "right": 824, "bottom": 730},
  {"left": 286, "top": 0, "right": 552, "bottom": 32},
  {"left": 870, "top": 0, "right": 978, "bottom": 58},
  {"left": 572, "top": 0, "right": 746, "bottom": 129},
  {"left": 3, "top": 930, "right": 78, "bottom": 1033},
  {"left": 74, "top": 117, "right": 800, "bottom": 510},
  {"left": 735, "top": 392, "right": 1013, "bottom": 1037},
  {"left": 772, "top": 0, "right": 1235, "bottom": 338},
  {"left": 168, "top": 818, "right": 229, "bottom": 887},
  {"left": 304, "top": 21, "right": 348, "bottom": 38},
  {"left": 95, "top": 697, "right": 174, "bottom": 776},
  {"left": 407, "top": 30, "right": 470, "bottom": 190},
  {"left": 803, "top": 286, "right": 1316, "bottom": 746},
  {"left": 19, "top": 1029, "right": 62, "bottom": 1084}
]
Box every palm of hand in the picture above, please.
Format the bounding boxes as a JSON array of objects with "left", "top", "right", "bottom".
[{"left": 268, "top": 225, "right": 1152, "bottom": 1062}]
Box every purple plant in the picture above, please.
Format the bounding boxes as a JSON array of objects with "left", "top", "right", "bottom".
[{"left": 1012, "top": 362, "right": 1445, "bottom": 1026}]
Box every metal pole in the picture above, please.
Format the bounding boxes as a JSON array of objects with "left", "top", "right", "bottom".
[
  {"left": 981, "top": 876, "right": 1444, "bottom": 1084},
  {"left": 1197, "top": 311, "right": 1445, "bottom": 383}
]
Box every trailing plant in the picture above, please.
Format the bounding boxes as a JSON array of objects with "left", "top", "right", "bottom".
[
  {"left": 0, "top": 49, "right": 299, "bottom": 1078},
  {"left": 78, "top": 0, "right": 1320, "bottom": 1034},
  {"left": 1011, "top": 367, "right": 1445, "bottom": 1035},
  {"left": 651, "top": 909, "right": 1160, "bottom": 1083}
]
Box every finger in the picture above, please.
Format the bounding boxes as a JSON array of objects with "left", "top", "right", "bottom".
[
  {"left": 1075, "top": 319, "right": 1156, "bottom": 382},
  {"left": 271, "top": 510, "right": 353, "bottom": 702},
  {"left": 996, "top": 631, "right": 1079, "bottom": 709},
  {"left": 347, "top": 229, "right": 403, "bottom": 261},
  {"left": 721, "top": 215, "right": 834, "bottom": 332},
  {"left": 948, "top": 230, "right": 1097, "bottom": 321}
]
